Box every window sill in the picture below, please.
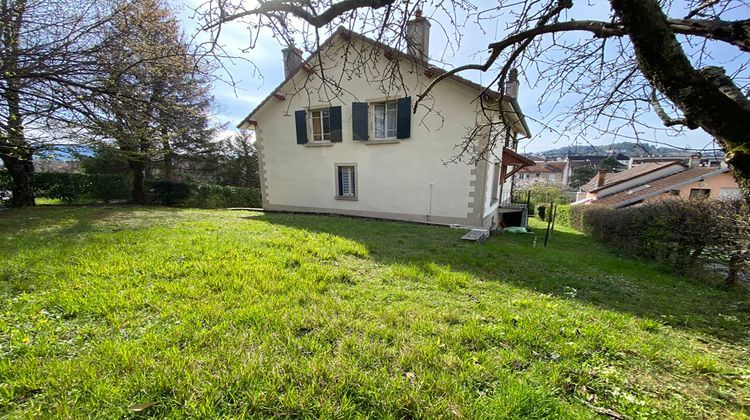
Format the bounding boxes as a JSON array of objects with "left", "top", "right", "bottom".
[
  {"left": 335, "top": 196, "right": 358, "bottom": 201},
  {"left": 304, "top": 142, "right": 334, "bottom": 147},
  {"left": 365, "top": 139, "right": 401, "bottom": 145}
]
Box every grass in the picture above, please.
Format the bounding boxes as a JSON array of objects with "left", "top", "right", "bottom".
[{"left": 1, "top": 206, "right": 749, "bottom": 418}]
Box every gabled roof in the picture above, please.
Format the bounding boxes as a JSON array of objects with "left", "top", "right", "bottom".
[
  {"left": 594, "top": 167, "right": 730, "bottom": 208},
  {"left": 237, "top": 26, "right": 531, "bottom": 136},
  {"left": 519, "top": 161, "right": 565, "bottom": 173},
  {"left": 581, "top": 161, "right": 684, "bottom": 193}
]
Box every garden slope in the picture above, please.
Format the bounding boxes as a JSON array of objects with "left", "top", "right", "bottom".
[{"left": 0, "top": 207, "right": 748, "bottom": 417}]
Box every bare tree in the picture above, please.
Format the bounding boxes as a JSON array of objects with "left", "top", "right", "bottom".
[
  {"left": 196, "top": 0, "right": 750, "bottom": 200},
  {"left": 0, "top": 0, "right": 120, "bottom": 206}
]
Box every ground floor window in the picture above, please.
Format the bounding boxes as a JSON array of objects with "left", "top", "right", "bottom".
[{"left": 336, "top": 164, "right": 357, "bottom": 199}]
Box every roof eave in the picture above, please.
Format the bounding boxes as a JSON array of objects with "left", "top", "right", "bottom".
[
  {"left": 611, "top": 167, "right": 730, "bottom": 208},
  {"left": 237, "top": 26, "right": 512, "bottom": 128}
]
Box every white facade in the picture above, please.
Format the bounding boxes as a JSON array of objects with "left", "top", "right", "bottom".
[{"left": 240, "top": 30, "right": 528, "bottom": 228}]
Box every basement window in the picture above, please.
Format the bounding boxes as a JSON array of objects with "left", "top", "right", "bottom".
[{"left": 335, "top": 164, "right": 357, "bottom": 200}]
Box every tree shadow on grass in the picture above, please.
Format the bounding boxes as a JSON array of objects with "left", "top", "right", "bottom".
[{"left": 244, "top": 211, "right": 750, "bottom": 343}]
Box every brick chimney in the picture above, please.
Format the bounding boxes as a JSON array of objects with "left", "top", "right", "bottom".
[
  {"left": 596, "top": 169, "right": 607, "bottom": 188},
  {"left": 688, "top": 153, "right": 702, "bottom": 168},
  {"left": 406, "top": 9, "right": 431, "bottom": 62},
  {"left": 282, "top": 45, "right": 303, "bottom": 79}
]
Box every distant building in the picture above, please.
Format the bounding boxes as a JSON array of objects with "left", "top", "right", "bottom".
[
  {"left": 561, "top": 154, "right": 629, "bottom": 186},
  {"left": 514, "top": 161, "right": 566, "bottom": 187},
  {"left": 33, "top": 160, "right": 80, "bottom": 173},
  {"left": 628, "top": 153, "right": 722, "bottom": 169},
  {"left": 574, "top": 160, "right": 740, "bottom": 208}
]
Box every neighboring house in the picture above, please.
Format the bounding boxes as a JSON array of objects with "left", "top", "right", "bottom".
[
  {"left": 561, "top": 154, "right": 629, "bottom": 186},
  {"left": 514, "top": 160, "right": 565, "bottom": 187},
  {"left": 628, "top": 153, "right": 722, "bottom": 169},
  {"left": 33, "top": 160, "right": 80, "bottom": 173},
  {"left": 574, "top": 160, "right": 740, "bottom": 208},
  {"left": 238, "top": 18, "right": 533, "bottom": 230}
]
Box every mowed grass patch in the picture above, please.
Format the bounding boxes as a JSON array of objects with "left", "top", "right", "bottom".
[{"left": 0, "top": 206, "right": 748, "bottom": 418}]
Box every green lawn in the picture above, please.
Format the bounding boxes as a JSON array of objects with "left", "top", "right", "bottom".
[{"left": 1, "top": 206, "right": 749, "bottom": 418}]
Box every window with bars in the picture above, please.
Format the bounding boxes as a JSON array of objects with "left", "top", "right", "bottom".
[
  {"left": 310, "top": 109, "right": 331, "bottom": 142},
  {"left": 336, "top": 165, "right": 356, "bottom": 199},
  {"left": 372, "top": 101, "right": 398, "bottom": 139}
]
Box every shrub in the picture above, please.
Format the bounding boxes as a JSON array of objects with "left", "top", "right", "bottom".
[
  {"left": 181, "top": 184, "right": 261, "bottom": 208},
  {"left": 0, "top": 172, "right": 130, "bottom": 204},
  {"left": 148, "top": 181, "right": 192, "bottom": 205},
  {"left": 148, "top": 181, "right": 261, "bottom": 208},
  {"left": 88, "top": 174, "right": 130, "bottom": 203},
  {"left": 569, "top": 205, "right": 586, "bottom": 231},
  {"left": 536, "top": 204, "right": 547, "bottom": 221},
  {"left": 555, "top": 204, "right": 571, "bottom": 227},
  {"left": 575, "top": 199, "right": 749, "bottom": 284}
]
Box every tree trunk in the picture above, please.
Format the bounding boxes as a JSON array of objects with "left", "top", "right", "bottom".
[
  {"left": 130, "top": 160, "right": 147, "bottom": 204},
  {"left": 162, "top": 138, "right": 174, "bottom": 182},
  {"left": 610, "top": 0, "right": 750, "bottom": 201},
  {"left": 1, "top": 2, "right": 34, "bottom": 208},
  {"left": 1, "top": 152, "right": 35, "bottom": 207}
]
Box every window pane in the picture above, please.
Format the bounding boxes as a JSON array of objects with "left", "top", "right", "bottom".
[
  {"left": 386, "top": 101, "right": 398, "bottom": 137},
  {"left": 338, "top": 166, "right": 355, "bottom": 197},
  {"left": 322, "top": 110, "right": 330, "bottom": 140},
  {"left": 374, "top": 104, "right": 385, "bottom": 138},
  {"left": 312, "top": 111, "right": 322, "bottom": 141}
]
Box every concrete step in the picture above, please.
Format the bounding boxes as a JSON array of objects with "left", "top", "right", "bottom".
[{"left": 461, "top": 228, "right": 489, "bottom": 243}]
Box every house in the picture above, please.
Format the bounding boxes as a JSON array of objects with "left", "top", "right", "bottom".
[
  {"left": 561, "top": 154, "right": 629, "bottom": 186},
  {"left": 574, "top": 160, "right": 740, "bottom": 208},
  {"left": 628, "top": 153, "right": 723, "bottom": 169},
  {"left": 514, "top": 160, "right": 566, "bottom": 187},
  {"left": 32, "top": 160, "right": 80, "bottom": 173},
  {"left": 237, "top": 16, "right": 534, "bottom": 230}
]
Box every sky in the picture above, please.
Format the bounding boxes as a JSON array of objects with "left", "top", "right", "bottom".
[{"left": 175, "top": 1, "right": 744, "bottom": 154}]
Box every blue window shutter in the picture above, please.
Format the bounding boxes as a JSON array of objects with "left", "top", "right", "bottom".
[
  {"left": 330, "top": 106, "right": 342, "bottom": 142},
  {"left": 397, "top": 96, "right": 411, "bottom": 139},
  {"left": 352, "top": 102, "right": 369, "bottom": 141},
  {"left": 295, "top": 110, "right": 307, "bottom": 144}
]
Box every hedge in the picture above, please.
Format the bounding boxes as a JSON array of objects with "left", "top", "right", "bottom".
[
  {"left": 536, "top": 204, "right": 547, "bottom": 221},
  {"left": 572, "top": 199, "right": 749, "bottom": 283},
  {"left": 0, "top": 172, "right": 130, "bottom": 204},
  {"left": 555, "top": 204, "right": 571, "bottom": 227},
  {"left": 148, "top": 181, "right": 261, "bottom": 208},
  {"left": 1, "top": 172, "right": 261, "bottom": 209}
]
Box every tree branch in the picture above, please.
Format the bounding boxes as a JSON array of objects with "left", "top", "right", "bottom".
[{"left": 206, "top": 0, "right": 397, "bottom": 29}]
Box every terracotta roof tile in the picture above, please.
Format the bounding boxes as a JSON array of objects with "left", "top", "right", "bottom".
[
  {"left": 518, "top": 161, "right": 565, "bottom": 173},
  {"left": 581, "top": 161, "right": 683, "bottom": 192},
  {"left": 594, "top": 167, "right": 728, "bottom": 208}
]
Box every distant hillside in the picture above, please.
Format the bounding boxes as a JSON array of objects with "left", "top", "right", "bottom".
[{"left": 532, "top": 142, "right": 709, "bottom": 158}]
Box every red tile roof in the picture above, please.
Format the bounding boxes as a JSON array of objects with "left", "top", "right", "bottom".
[
  {"left": 581, "top": 161, "right": 684, "bottom": 193},
  {"left": 593, "top": 167, "right": 729, "bottom": 208},
  {"left": 519, "top": 161, "right": 565, "bottom": 173}
]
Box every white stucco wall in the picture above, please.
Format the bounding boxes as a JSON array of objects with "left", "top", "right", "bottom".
[{"left": 250, "top": 35, "right": 503, "bottom": 226}]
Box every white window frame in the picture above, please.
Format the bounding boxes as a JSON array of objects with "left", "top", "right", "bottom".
[
  {"left": 308, "top": 106, "right": 332, "bottom": 143},
  {"left": 335, "top": 163, "right": 357, "bottom": 200},
  {"left": 370, "top": 100, "right": 398, "bottom": 140}
]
